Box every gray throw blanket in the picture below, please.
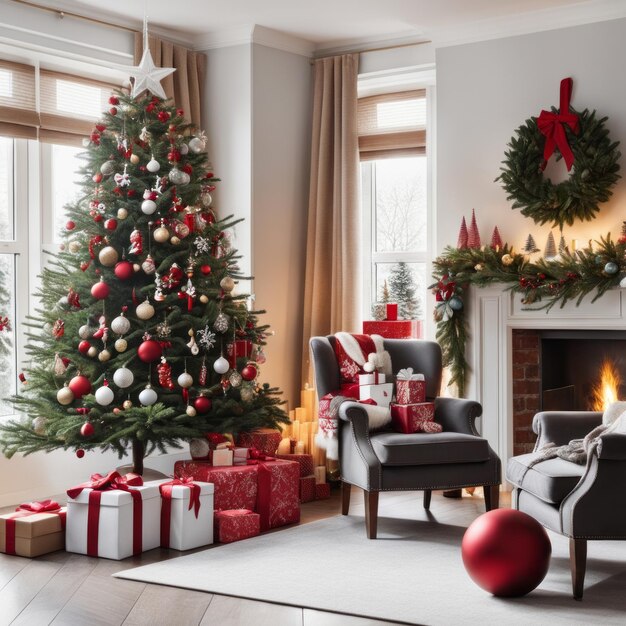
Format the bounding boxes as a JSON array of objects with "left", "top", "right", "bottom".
[{"left": 532, "top": 423, "right": 608, "bottom": 466}]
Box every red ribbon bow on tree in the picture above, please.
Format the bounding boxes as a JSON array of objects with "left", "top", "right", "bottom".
[
  {"left": 66, "top": 470, "right": 143, "bottom": 499},
  {"left": 536, "top": 77, "right": 579, "bottom": 171}
]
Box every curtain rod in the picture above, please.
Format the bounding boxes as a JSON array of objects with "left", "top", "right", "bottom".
[
  {"left": 311, "top": 39, "right": 431, "bottom": 64},
  {"left": 12, "top": 0, "right": 138, "bottom": 33}
]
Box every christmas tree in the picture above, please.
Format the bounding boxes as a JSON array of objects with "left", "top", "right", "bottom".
[
  {"left": 456, "top": 217, "right": 468, "bottom": 249},
  {"left": 0, "top": 262, "right": 12, "bottom": 415},
  {"left": 490, "top": 226, "right": 503, "bottom": 250},
  {"left": 544, "top": 231, "right": 557, "bottom": 258},
  {"left": 0, "top": 83, "right": 287, "bottom": 474},
  {"left": 388, "top": 262, "right": 422, "bottom": 320},
  {"left": 379, "top": 279, "right": 390, "bottom": 303},
  {"left": 523, "top": 233, "right": 540, "bottom": 254}
]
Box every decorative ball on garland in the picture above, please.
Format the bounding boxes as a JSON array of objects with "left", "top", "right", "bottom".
[
  {"left": 449, "top": 296, "right": 464, "bottom": 311},
  {"left": 68, "top": 374, "right": 92, "bottom": 399},
  {"left": 501, "top": 254, "right": 514, "bottom": 266},
  {"left": 604, "top": 261, "right": 619, "bottom": 275},
  {"left": 496, "top": 77, "right": 620, "bottom": 229}
]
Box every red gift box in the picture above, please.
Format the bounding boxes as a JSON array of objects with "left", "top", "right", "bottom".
[
  {"left": 396, "top": 379, "right": 426, "bottom": 405},
  {"left": 275, "top": 453, "right": 314, "bottom": 477},
  {"left": 386, "top": 303, "right": 398, "bottom": 321},
  {"left": 236, "top": 429, "right": 282, "bottom": 456},
  {"left": 390, "top": 402, "right": 436, "bottom": 434},
  {"left": 214, "top": 509, "right": 260, "bottom": 543},
  {"left": 299, "top": 475, "right": 316, "bottom": 503},
  {"left": 175, "top": 459, "right": 300, "bottom": 531},
  {"left": 226, "top": 340, "right": 253, "bottom": 368},
  {"left": 315, "top": 483, "right": 331, "bottom": 500},
  {"left": 175, "top": 462, "right": 258, "bottom": 511},
  {"left": 362, "top": 320, "right": 422, "bottom": 339}
]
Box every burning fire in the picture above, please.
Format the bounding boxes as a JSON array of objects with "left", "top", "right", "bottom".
[{"left": 591, "top": 359, "right": 621, "bottom": 411}]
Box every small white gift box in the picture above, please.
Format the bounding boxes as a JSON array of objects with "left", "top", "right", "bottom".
[
  {"left": 359, "top": 382, "right": 394, "bottom": 407},
  {"left": 66, "top": 481, "right": 161, "bottom": 560},
  {"left": 358, "top": 372, "right": 387, "bottom": 385},
  {"left": 151, "top": 480, "right": 214, "bottom": 551},
  {"left": 211, "top": 448, "right": 234, "bottom": 466}
]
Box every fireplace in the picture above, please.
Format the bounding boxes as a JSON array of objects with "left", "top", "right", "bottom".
[{"left": 511, "top": 328, "right": 626, "bottom": 454}]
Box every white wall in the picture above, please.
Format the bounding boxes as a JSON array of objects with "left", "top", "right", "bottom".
[
  {"left": 251, "top": 44, "right": 312, "bottom": 406},
  {"left": 436, "top": 18, "right": 626, "bottom": 255}
]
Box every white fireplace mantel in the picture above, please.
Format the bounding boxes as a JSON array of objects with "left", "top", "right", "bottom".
[{"left": 466, "top": 286, "right": 626, "bottom": 479}]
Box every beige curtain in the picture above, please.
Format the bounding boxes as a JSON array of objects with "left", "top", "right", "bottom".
[
  {"left": 301, "top": 53, "right": 360, "bottom": 385},
  {"left": 134, "top": 33, "right": 206, "bottom": 128}
]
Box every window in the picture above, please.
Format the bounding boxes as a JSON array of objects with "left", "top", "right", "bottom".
[{"left": 359, "top": 88, "right": 430, "bottom": 328}]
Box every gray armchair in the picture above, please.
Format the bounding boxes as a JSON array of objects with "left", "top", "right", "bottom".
[
  {"left": 506, "top": 411, "right": 626, "bottom": 599},
  {"left": 310, "top": 336, "right": 501, "bottom": 539}
]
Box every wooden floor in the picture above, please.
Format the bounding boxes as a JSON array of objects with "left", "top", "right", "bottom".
[{"left": 0, "top": 488, "right": 509, "bottom": 626}]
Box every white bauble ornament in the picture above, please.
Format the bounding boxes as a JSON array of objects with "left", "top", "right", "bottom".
[
  {"left": 111, "top": 314, "right": 131, "bottom": 335},
  {"left": 153, "top": 226, "right": 169, "bottom": 243},
  {"left": 220, "top": 276, "right": 235, "bottom": 292},
  {"left": 240, "top": 385, "right": 255, "bottom": 403},
  {"left": 113, "top": 367, "right": 134, "bottom": 388},
  {"left": 141, "top": 255, "right": 156, "bottom": 274},
  {"left": 186, "top": 405, "right": 197, "bottom": 417},
  {"left": 201, "top": 191, "right": 212, "bottom": 207},
  {"left": 130, "top": 153, "right": 140, "bottom": 165},
  {"left": 229, "top": 371, "right": 243, "bottom": 388},
  {"left": 117, "top": 207, "right": 129, "bottom": 220},
  {"left": 95, "top": 385, "right": 114, "bottom": 406},
  {"left": 87, "top": 346, "right": 98, "bottom": 358},
  {"left": 123, "top": 399, "right": 133, "bottom": 410},
  {"left": 57, "top": 385, "right": 74, "bottom": 405},
  {"left": 115, "top": 338, "right": 128, "bottom": 352},
  {"left": 177, "top": 372, "right": 193, "bottom": 388},
  {"left": 79, "top": 324, "right": 92, "bottom": 339},
  {"left": 33, "top": 416, "right": 47, "bottom": 434},
  {"left": 100, "top": 160, "right": 115, "bottom": 176},
  {"left": 57, "top": 296, "right": 69, "bottom": 308},
  {"left": 188, "top": 137, "right": 204, "bottom": 153},
  {"left": 139, "top": 385, "right": 158, "bottom": 406},
  {"left": 179, "top": 172, "right": 190, "bottom": 186},
  {"left": 98, "top": 246, "right": 119, "bottom": 267},
  {"left": 179, "top": 143, "right": 189, "bottom": 155},
  {"left": 68, "top": 240, "right": 81, "bottom": 253},
  {"left": 136, "top": 299, "right": 155, "bottom": 320},
  {"left": 620, "top": 276, "right": 626, "bottom": 288},
  {"left": 168, "top": 168, "right": 184, "bottom": 185},
  {"left": 147, "top": 157, "right": 160, "bottom": 173},
  {"left": 141, "top": 199, "right": 157, "bottom": 215},
  {"left": 213, "top": 356, "right": 230, "bottom": 374},
  {"left": 98, "top": 349, "right": 111, "bottom": 362},
  {"left": 189, "top": 438, "right": 209, "bottom": 459},
  {"left": 133, "top": 263, "right": 141, "bottom": 272}
]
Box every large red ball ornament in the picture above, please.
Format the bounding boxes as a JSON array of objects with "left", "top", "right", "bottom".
[
  {"left": 241, "top": 363, "right": 259, "bottom": 381},
  {"left": 78, "top": 340, "right": 91, "bottom": 354},
  {"left": 194, "top": 395, "right": 212, "bottom": 414},
  {"left": 68, "top": 374, "right": 92, "bottom": 399},
  {"left": 114, "top": 261, "right": 134, "bottom": 281},
  {"left": 462, "top": 509, "right": 551, "bottom": 597},
  {"left": 80, "top": 422, "right": 94, "bottom": 437},
  {"left": 137, "top": 339, "right": 163, "bottom": 363},
  {"left": 200, "top": 264, "right": 211, "bottom": 275},
  {"left": 91, "top": 279, "right": 110, "bottom": 300},
  {"left": 104, "top": 218, "right": 118, "bottom": 231},
  {"left": 66, "top": 220, "right": 76, "bottom": 230}
]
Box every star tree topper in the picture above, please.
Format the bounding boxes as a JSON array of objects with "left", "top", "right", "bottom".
[{"left": 127, "top": 16, "right": 175, "bottom": 100}]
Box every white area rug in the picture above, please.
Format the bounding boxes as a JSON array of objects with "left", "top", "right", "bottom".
[{"left": 115, "top": 514, "right": 626, "bottom": 625}]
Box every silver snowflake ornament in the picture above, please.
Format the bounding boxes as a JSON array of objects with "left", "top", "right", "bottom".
[
  {"left": 194, "top": 236, "right": 211, "bottom": 256},
  {"left": 197, "top": 326, "right": 216, "bottom": 349}
]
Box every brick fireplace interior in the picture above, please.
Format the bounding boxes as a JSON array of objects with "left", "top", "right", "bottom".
[{"left": 511, "top": 329, "right": 626, "bottom": 455}]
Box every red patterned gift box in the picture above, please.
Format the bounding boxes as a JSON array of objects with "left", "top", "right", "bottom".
[
  {"left": 395, "top": 368, "right": 426, "bottom": 405},
  {"left": 315, "top": 483, "right": 331, "bottom": 500},
  {"left": 236, "top": 429, "right": 282, "bottom": 456},
  {"left": 390, "top": 402, "right": 436, "bottom": 434},
  {"left": 174, "top": 462, "right": 258, "bottom": 512},
  {"left": 214, "top": 509, "right": 260, "bottom": 543},
  {"left": 275, "top": 453, "right": 314, "bottom": 477},
  {"left": 362, "top": 320, "right": 422, "bottom": 339},
  {"left": 299, "top": 475, "right": 316, "bottom": 503},
  {"left": 226, "top": 340, "right": 253, "bottom": 368}
]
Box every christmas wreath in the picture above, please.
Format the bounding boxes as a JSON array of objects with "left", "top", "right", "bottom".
[{"left": 497, "top": 78, "right": 620, "bottom": 229}]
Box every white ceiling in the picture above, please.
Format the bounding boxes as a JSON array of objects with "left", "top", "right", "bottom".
[{"left": 32, "top": 0, "right": 626, "bottom": 50}]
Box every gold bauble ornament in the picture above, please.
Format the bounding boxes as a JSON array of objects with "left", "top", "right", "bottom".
[
  {"left": 68, "top": 240, "right": 81, "bottom": 253},
  {"left": 474, "top": 263, "right": 484, "bottom": 271},
  {"left": 220, "top": 276, "right": 235, "bottom": 292},
  {"left": 133, "top": 263, "right": 141, "bottom": 272},
  {"left": 115, "top": 338, "right": 128, "bottom": 352},
  {"left": 130, "top": 153, "right": 140, "bottom": 165},
  {"left": 153, "top": 226, "right": 170, "bottom": 243},
  {"left": 501, "top": 254, "right": 514, "bottom": 266},
  {"left": 186, "top": 405, "right": 197, "bottom": 417},
  {"left": 98, "top": 349, "right": 111, "bottom": 362},
  {"left": 87, "top": 346, "right": 98, "bottom": 358},
  {"left": 123, "top": 399, "right": 133, "bottom": 410},
  {"left": 98, "top": 245, "right": 119, "bottom": 267},
  {"left": 170, "top": 236, "right": 181, "bottom": 246},
  {"left": 57, "top": 385, "right": 74, "bottom": 405},
  {"left": 117, "top": 207, "right": 128, "bottom": 220},
  {"left": 199, "top": 295, "right": 209, "bottom": 304}
]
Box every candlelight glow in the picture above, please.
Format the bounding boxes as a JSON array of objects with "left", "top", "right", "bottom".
[{"left": 591, "top": 359, "right": 621, "bottom": 411}]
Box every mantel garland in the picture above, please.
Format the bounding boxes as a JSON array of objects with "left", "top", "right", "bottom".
[
  {"left": 496, "top": 79, "right": 620, "bottom": 229},
  {"left": 431, "top": 234, "right": 625, "bottom": 396}
]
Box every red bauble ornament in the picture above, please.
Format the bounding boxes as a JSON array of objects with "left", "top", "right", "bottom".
[
  {"left": 91, "top": 279, "right": 110, "bottom": 300},
  {"left": 200, "top": 264, "right": 211, "bottom": 275},
  {"left": 76, "top": 449, "right": 85, "bottom": 459},
  {"left": 138, "top": 339, "right": 163, "bottom": 363},
  {"left": 109, "top": 95, "right": 119, "bottom": 105},
  {"left": 157, "top": 111, "right": 170, "bottom": 123},
  {"left": 462, "top": 509, "right": 551, "bottom": 597},
  {"left": 104, "top": 218, "right": 118, "bottom": 231},
  {"left": 68, "top": 374, "right": 92, "bottom": 399},
  {"left": 114, "top": 261, "right": 134, "bottom": 281},
  {"left": 92, "top": 172, "right": 103, "bottom": 183},
  {"left": 167, "top": 149, "right": 181, "bottom": 162},
  {"left": 78, "top": 340, "right": 91, "bottom": 354},
  {"left": 194, "top": 395, "right": 212, "bottom": 414},
  {"left": 241, "top": 362, "right": 259, "bottom": 381},
  {"left": 66, "top": 220, "right": 76, "bottom": 230},
  {"left": 110, "top": 107, "right": 118, "bottom": 115},
  {"left": 80, "top": 422, "right": 94, "bottom": 437}
]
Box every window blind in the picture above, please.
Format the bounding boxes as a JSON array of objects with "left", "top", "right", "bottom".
[
  {"left": 358, "top": 90, "right": 426, "bottom": 161},
  {"left": 0, "top": 60, "right": 38, "bottom": 140}
]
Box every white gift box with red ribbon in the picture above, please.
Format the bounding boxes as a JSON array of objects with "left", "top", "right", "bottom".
[
  {"left": 358, "top": 372, "right": 387, "bottom": 385},
  {"left": 359, "top": 382, "right": 394, "bottom": 407}
]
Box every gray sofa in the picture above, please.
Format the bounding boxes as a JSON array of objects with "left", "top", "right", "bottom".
[{"left": 310, "top": 336, "right": 502, "bottom": 538}]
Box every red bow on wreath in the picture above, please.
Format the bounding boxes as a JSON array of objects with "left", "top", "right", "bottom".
[
  {"left": 435, "top": 276, "right": 456, "bottom": 302},
  {"left": 536, "top": 77, "right": 579, "bottom": 172}
]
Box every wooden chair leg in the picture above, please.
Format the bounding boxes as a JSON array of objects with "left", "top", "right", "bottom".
[
  {"left": 341, "top": 481, "right": 351, "bottom": 515},
  {"left": 484, "top": 485, "right": 500, "bottom": 511},
  {"left": 364, "top": 490, "right": 379, "bottom": 539},
  {"left": 570, "top": 538, "right": 587, "bottom": 600},
  {"left": 423, "top": 489, "right": 432, "bottom": 510}
]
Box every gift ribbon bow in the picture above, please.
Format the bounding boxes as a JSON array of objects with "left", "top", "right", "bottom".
[
  {"left": 67, "top": 471, "right": 144, "bottom": 557},
  {"left": 16, "top": 499, "right": 62, "bottom": 514},
  {"left": 396, "top": 368, "right": 425, "bottom": 381},
  {"left": 4, "top": 500, "right": 65, "bottom": 555},
  {"left": 536, "top": 77, "right": 579, "bottom": 172},
  {"left": 159, "top": 477, "right": 202, "bottom": 549}
]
